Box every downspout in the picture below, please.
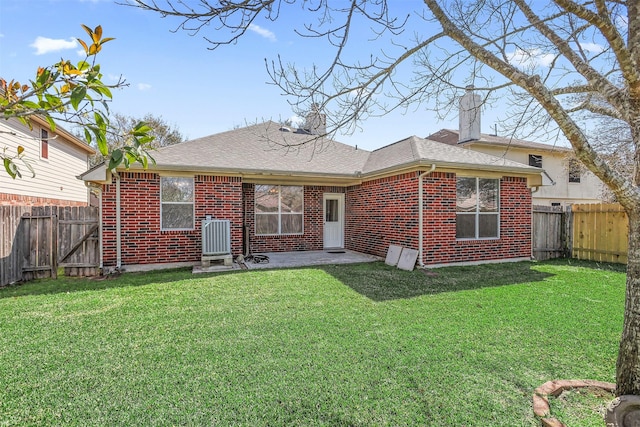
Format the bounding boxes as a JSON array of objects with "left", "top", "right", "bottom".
[
  {"left": 97, "top": 187, "right": 103, "bottom": 271},
  {"left": 418, "top": 164, "right": 437, "bottom": 267},
  {"left": 114, "top": 171, "right": 122, "bottom": 270}
]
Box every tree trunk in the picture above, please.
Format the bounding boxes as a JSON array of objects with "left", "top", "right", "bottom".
[{"left": 617, "top": 209, "right": 640, "bottom": 395}]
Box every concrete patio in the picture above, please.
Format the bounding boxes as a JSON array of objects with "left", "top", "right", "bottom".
[
  {"left": 193, "top": 249, "right": 382, "bottom": 273},
  {"left": 243, "top": 249, "right": 382, "bottom": 269}
]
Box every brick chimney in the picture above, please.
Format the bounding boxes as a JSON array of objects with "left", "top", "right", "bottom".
[
  {"left": 458, "top": 85, "right": 481, "bottom": 143},
  {"left": 303, "top": 103, "right": 327, "bottom": 135}
]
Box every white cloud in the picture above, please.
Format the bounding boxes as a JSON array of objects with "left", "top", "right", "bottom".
[
  {"left": 248, "top": 24, "right": 276, "bottom": 42},
  {"left": 137, "top": 83, "right": 152, "bottom": 91},
  {"left": 579, "top": 42, "right": 605, "bottom": 54},
  {"left": 288, "top": 115, "right": 304, "bottom": 127},
  {"left": 30, "top": 36, "right": 78, "bottom": 55},
  {"left": 507, "top": 48, "right": 555, "bottom": 69}
]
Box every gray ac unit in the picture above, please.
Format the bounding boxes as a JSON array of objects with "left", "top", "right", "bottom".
[{"left": 202, "top": 219, "right": 231, "bottom": 256}]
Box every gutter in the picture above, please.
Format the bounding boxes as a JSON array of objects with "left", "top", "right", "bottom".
[
  {"left": 418, "top": 164, "right": 437, "bottom": 268},
  {"left": 122, "top": 158, "right": 539, "bottom": 183}
]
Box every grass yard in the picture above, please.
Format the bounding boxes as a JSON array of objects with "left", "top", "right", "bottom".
[{"left": 0, "top": 259, "right": 626, "bottom": 426}]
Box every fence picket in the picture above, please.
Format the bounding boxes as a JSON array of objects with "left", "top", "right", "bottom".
[
  {"left": 1, "top": 206, "right": 99, "bottom": 286},
  {"left": 571, "top": 203, "right": 628, "bottom": 264}
]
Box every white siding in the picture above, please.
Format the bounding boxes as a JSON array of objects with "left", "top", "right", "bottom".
[
  {"left": 0, "top": 118, "right": 91, "bottom": 204},
  {"left": 467, "top": 144, "right": 605, "bottom": 206}
]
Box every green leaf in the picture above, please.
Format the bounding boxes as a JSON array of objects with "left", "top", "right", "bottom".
[
  {"left": 44, "top": 94, "right": 61, "bottom": 107},
  {"left": 96, "top": 132, "right": 108, "bottom": 156},
  {"left": 108, "top": 149, "right": 123, "bottom": 170},
  {"left": 45, "top": 116, "right": 57, "bottom": 132},
  {"left": 91, "top": 85, "right": 112, "bottom": 99},
  {"left": 132, "top": 122, "right": 152, "bottom": 135},
  {"left": 137, "top": 135, "right": 155, "bottom": 144},
  {"left": 94, "top": 111, "right": 106, "bottom": 128},
  {"left": 4, "top": 158, "right": 17, "bottom": 179},
  {"left": 70, "top": 86, "right": 87, "bottom": 111},
  {"left": 20, "top": 101, "right": 39, "bottom": 110}
]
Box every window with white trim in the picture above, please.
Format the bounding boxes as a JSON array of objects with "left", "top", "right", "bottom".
[
  {"left": 160, "top": 177, "right": 194, "bottom": 230},
  {"left": 255, "top": 185, "right": 303, "bottom": 235},
  {"left": 456, "top": 177, "right": 500, "bottom": 239}
]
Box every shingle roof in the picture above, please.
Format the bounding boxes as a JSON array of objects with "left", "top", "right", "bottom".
[
  {"left": 427, "top": 129, "right": 571, "bottom": 152},
  {"left": 363, "top": 136, "right": 541, "bottom": 174},
  {"left": 151, "top": 121, "right": 369, "bottom": 176},
  {"left": 126, "top": 121, "right": 541, "bottom": 179}
]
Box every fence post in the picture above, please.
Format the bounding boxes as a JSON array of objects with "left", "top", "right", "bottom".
[
  {"left": 51, "top": 208, "right": 58, "bottom": 279},
  {"left": 563, "top": 204, "right": 573, "bottom": 258}
]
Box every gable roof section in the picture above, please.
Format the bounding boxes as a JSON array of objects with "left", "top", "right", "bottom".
[
  {"left": 363, "top": 136, "right": 543, "bottom": 175},
  {"left": 427, "top": 129, "right": 570, "bottom": 153}
]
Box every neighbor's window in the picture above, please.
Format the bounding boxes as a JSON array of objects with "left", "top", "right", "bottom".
[
  {"left": 568, "top": 159, "right": 581, "bottom": 183},
  {"left": 528, "top": 154, "right": 542, "bottom": 168},
  {"left": 456, "top": 177, "right": 500, "bottom": 239},
  {"left": 160, "top": 177, "right": 194, "bottom": 230},
  {"left": 255, "top": 185, "right": 303, "bottom": 235},
  {"left": 41, "top": 129, "right": 49, "bottom": 159}
]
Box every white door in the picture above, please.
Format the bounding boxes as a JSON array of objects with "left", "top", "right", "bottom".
[{"left": 323, "top": 194, "right": 344, "bottom": 249}]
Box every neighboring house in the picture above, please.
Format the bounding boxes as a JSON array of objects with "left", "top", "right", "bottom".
[
  {"left": 81, "top": 117, "right": 545, "bottom": 271},
  {"left": 427, "top": 88, "right": 605, "bottom": 207},
  {"left": 0, "top": 116, "right": 95, "bottom": 206}
]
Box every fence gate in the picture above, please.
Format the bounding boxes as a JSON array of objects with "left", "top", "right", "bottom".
[
  {"left": 57, "top": 206, "right": 100, "bottom": 277},
  {"left": 532, "top": 205, "right": 568, "bottom": 261},
  {"left": 1, "top": 206, "right": 99, "bottom": 286},
  {"left": 20, "top": 209, "right": 58, "bottom": 282}
]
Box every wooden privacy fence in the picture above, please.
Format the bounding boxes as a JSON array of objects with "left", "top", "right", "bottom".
[
  {"left": 0, "top": 206, "right": 99, "bottom": 286},
  {"left": 532, "top": 203, "right": 629, "bottom": 264},
  {"left": 571, "top": 203, "right": 628, "bottom": 264}
]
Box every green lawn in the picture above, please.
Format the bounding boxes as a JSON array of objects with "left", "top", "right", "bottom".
[{"left": 0, "top": 259, "right": 626, "bottom": 426}]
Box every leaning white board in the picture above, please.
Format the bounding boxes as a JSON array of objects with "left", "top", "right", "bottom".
[
  {"left": 397, "top": 248, "right": 418, "bottom": 271},
  {"left": 385, "top": 244, "right": 403, "bottom": 266}
]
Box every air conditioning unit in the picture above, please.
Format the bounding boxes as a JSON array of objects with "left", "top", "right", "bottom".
[{"left": 202, "top": 219, "right": 231, "bottom": 256}]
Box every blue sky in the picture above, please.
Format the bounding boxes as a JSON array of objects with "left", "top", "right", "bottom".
[{"left": 1, "top": 0, "right": 559, "bottom": 151}]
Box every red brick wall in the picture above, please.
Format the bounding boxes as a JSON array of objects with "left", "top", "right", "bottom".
[
  {"left": 345, "top": 172, "right": 420, "bottom": 257},
  {"left": 101, "top": 172, "right": 243, "bottom": 267},
  {"left": 421, "top": 172, "right": 532, "bottom": 265},
  {"left": 346, "top": 171, "right": 531, "bottom": 265},
  {"left": 243, "top": 184, "right": 344, "bottom": 253},
  {"left": 100, "top": 171, "right": 531, "bottom": 268},
  {"left": 0, "top": 193, "right": 87, "bottom": 207}
]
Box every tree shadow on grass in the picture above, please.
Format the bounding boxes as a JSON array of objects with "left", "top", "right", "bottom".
[
  {"left": 0, "top": 267, "right": 247, "bottom": 299},
  {"left": 320, "top": 261, "right": 557, "bottom": 302}
]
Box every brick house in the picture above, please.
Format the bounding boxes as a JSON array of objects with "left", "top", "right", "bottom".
[{"left": 81, "top": 120, "right": 544, "bottom": 271}]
